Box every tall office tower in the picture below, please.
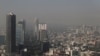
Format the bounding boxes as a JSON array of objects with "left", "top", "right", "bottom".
[
  {"left": 6, "top": 12, "right": 16, "bottom": 56},
  {"left": 39, "top": 24, "right": 50, "bottom": 52},
  {"left": 18, "top": 19, "right": 26, "bottom": 45},
  {"left": 34, "top": 17, "right": 39, "bottom": 41},
  {"left": 39, "top": 24, "right": 48, "bottom": 41}
]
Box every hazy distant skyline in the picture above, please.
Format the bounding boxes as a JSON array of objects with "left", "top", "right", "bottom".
[{"left": 0, "top": 0, "right": 100, "bottom": 30}]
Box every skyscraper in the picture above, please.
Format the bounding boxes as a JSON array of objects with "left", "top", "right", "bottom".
[
  {"left": 6, "top": 12, "right": 16, "bottom": 56},
  {"left": 34, "top": 17, "right": 39, "bottom": 41},
  {"left": 39, "top": 24, "right": 48, "bottom": 41},
  {"left": 18, "top": 19, "right": 26, "bottom": 45},
  {"left": 39, "top": 24, "right": 50, "bottom": 52}
]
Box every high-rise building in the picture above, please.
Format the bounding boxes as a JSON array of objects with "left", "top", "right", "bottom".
[
  {"left": 39, "top": 24, "right": 50, "bottom": 52},
  {"left": 34, "top": 17, "right": 39, "bottom": 41},
  {"left": 39, "top": 24, "right": 48, "bottom": 41},
  {"left": 18, "top": 19, "right": 26, "bottom": 45},
  {"left": 6, "top": 12, "right": 16, "bottom": 56}
]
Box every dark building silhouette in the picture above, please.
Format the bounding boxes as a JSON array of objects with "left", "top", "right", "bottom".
[
  {"left": 42, "top": 41, "right": 50, "bottom": 52},
  {"left": 6, "top": 12, "right": 16, "bottom": 56}
]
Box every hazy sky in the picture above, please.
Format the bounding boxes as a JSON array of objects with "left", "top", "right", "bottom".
[{"left": 0, "top": 0, "right": 100, "bottom": 30}]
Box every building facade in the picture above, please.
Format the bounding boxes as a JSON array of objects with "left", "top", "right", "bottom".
[{"left": 6, "top": 12, "right": 16, "bottom": 56}]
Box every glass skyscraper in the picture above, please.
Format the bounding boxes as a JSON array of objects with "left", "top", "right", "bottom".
[{"left": 6, "top": 12, "right": 16, "bottom": 56}]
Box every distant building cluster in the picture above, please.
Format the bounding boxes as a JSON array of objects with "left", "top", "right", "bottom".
[{"left": 47, "top": 25, "right": 100, "bottom": 56}]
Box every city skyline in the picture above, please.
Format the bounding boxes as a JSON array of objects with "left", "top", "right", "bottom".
[
  {"left": 0, "top": 12, "right": 99, "bottom": 56},
  {"left": 0, "top": 0, "right": 100, "bottom": 56}
]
